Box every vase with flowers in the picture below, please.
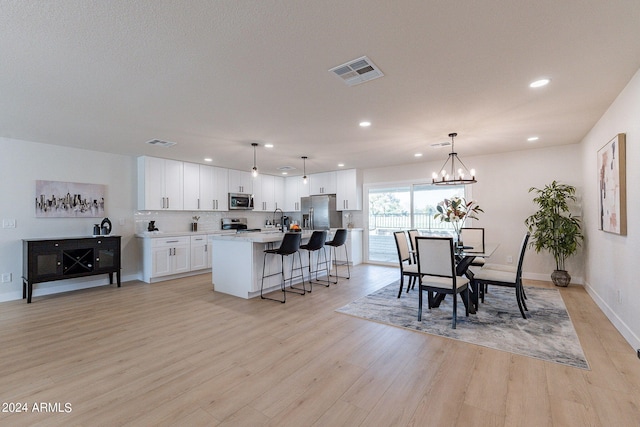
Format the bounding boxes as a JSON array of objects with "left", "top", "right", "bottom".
[{"left": 434, "top": 197, "right": 483, "bottom": 250}]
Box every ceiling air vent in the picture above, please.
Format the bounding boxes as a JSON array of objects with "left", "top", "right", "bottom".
[
  {"left": 146, "top": 139, "right": 177, "bottom": 148},
  {"left": 329, "top": 56, "right": 384, "bottom": 86}
]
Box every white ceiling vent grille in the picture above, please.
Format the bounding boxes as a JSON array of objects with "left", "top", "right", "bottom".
[
  {"left": 146, "top": 139, "right": 177, "bottom": 148},
  {"left": 329, "top": 56, "right": 384, "bottom": 86}
]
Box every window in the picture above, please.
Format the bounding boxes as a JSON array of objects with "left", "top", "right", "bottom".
[{"left": 367, "top": 183, "right": 466, "bottom": 264}]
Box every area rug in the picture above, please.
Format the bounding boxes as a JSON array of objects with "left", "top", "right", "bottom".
[{"left": 336, "top": 282, "right": 589, "bottom": 369}]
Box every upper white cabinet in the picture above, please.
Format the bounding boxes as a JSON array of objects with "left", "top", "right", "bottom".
[
  {"left": 254, "top": 175, "right": 285, "bottom": 212},
  {"left": 183, "top": 162, "right": 201, "bottom": 210},
  {"left": 284, "top": 176, "right": 310, "bottom": 211},
  {"left": 309, "top": 171, "right": 337, "bottom": 195},
  {"left": 199, "top": 165, "right": 228, "bottom": 211},
  {"left": 336, "top": 169, "right": 363, "bottom": 210},
  {"left": 138, "top": 156, "right": 184, "bottom": 210},
  {"left": 184, "top": 163, "right": 229, "bottom": 211},
  {"left": 228, "top": 169, "right": 253, "bottom": 194}
]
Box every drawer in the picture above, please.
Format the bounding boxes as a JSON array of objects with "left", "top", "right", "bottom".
[
  {"left": 151, "top": 236, "right": 190, "bottom": 248},
  {"left": 190, "top": 235, "right": 208, "bottom": 244}
]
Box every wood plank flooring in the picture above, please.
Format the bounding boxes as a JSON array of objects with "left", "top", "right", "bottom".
[{"left": 1, "top": 264, "right": 639, "bottom": 426}]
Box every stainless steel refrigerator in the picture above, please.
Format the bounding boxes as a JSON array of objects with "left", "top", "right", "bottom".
[{"left": 301, "top": 195, "right": 342, "bottom": 230}]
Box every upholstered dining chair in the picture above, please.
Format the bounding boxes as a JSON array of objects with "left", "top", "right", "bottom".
[
  {"left": 393, "top": 231, "right": 420, "bottom": 298},
  {"left": 407, "top": 229, "right": 420, "bottom": 263},
  {"left": 472, "top": 233, "right": 530, "bottom": 318},
  {"left": 415, "top": 236, "right": 470, "bottom": 328},
  {"left": 460, "top": 227, "right": 485, "bottom": 267}
]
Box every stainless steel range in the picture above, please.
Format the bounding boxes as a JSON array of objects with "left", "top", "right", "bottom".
[{"left": 221, "top": 218, "right": 261, "bottom": 233}]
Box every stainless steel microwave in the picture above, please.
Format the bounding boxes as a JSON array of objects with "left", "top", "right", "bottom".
[{"left": 228, "top": 193, "right": 254, "bottom": 210}]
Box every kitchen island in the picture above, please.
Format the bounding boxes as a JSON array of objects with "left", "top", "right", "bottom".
[{"left": 210, "top": 230, "right": 331, "bottom": 299}]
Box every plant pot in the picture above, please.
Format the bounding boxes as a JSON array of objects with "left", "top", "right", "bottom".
[{"left": 551, "top": 269, "right": 571, "bottom": 287}]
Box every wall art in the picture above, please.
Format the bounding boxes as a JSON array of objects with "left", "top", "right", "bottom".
[
  {"left": 597, "top": 133, "right": 626, "bottom": 235},
  {"left": 35, "top": 180, "right": 106, "bottom": 218}
]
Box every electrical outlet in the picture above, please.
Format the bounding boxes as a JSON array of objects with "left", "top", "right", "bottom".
[
  {"left": 1, "top": 273, "right": 11, "bottom": 283},
  {"left": 506, "top": 255, "right": 513, "bottom": 264},
  {"left": 2, "top": 219, "right": 16, "bottom": 229}
]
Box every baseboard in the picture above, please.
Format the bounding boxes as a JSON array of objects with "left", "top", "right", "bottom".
[{"left": 584, "top": 280, "right": 640, "bottom": 351}]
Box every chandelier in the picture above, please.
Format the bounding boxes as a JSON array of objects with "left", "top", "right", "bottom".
[{"left": 432, "top": 132, "right": 476, "bottom": 185}]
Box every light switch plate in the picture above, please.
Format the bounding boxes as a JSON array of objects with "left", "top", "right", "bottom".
[
  {"left": 2, "top": 219, "right": 16, "bottom": 229},
  {"left": 1, "top": 273, "right": 11, "bottom": 283}
]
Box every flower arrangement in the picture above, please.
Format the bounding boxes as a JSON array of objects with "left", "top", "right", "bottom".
[
  {"left": 434, "top": 197, "right": 483, "bottom": 240},
  {"left": 192, "top": 216, "right": 200, "bottom": 223}
]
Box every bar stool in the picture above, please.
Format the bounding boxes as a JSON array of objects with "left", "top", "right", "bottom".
[
  {"left": 261, "top": 232, "right": 306, "bottom": 303},
  {"left": 325, "top": 229, "right": 350, "bottom": 283},
  {"left": 299, "top": 230, "right": 330, "bottom": 291}
]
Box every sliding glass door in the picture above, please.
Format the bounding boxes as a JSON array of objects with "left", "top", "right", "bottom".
[{"left": 367, "top": 183, "right": 465, "bottom": 264}]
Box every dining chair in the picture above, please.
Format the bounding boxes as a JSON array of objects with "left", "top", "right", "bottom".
[
  {"left": 407, "top": 229, "right": 420, "bottom": 263},
  {"left": 260, "top": 232, "right": 306, "bottom": 303},
  {"left": 393, "top": 231, "right": 420, "bottom": 298},
  {"left": 415, "top": 236, "right": 470, "bottom": 328},
  {"left": 472, "top": 233, "right": 530, "bottom": 318},
  {"left": 460, "top": 227, "right": 485, "bottom": 267}
]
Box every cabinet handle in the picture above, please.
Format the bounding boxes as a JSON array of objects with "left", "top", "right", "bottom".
[
  {"left": 57, "top": 262, "right": 61, "bottom": 266},
  {"left": 167, "top": 240, "right": 179, "bottom": 243},
  {"left": 167, "top": 197, "right": 169, "bottom": 209},
  {"left": 96, "top": 258, "right": 100, "bottom": 262},
  {"left": 205, "top": 244, "right": 208, "bottom": 252},
  {"left": 162, "top": 197, "right": 165, "bottom": 209},
  {"left": 198, "top": 199, "right": 200, "bottom": 209}
]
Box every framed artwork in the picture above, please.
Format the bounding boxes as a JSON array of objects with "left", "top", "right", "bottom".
[
  {"left": 597, "top": 133, "right": 626, "bottom": 235},
  {"left": 35, "top": 180, "right": 106, "bottom": 218}
]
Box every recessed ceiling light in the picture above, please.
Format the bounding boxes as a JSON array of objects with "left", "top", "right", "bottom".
[
  {"left": 527, "top": 136, "right": 539, "bottom": 142},
  {"left": 359, "top": 121, "right": 371, "bottom": 127},
  {"left": 281, "top": 172, "right": 288, "bottom": 175},
  {"left": 529, "top": 78, "right": 550, "bottom": 88},
  {"left": 204, "top": 158, "right": 213, "bottom": 162},
  {"left": 414, "top": 153, "right": 423, "bottom": 157},
  {"left": 338, "top": 163, "right": 345, "bottom": 167},
  {"left": 264, "top": 143, "right": 274, "bottom": 148}
]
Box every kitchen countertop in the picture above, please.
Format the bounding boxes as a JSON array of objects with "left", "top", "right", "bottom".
[
  {"left": 135, "top": 230, "right": 237, "bottom": 238},
  {"left": 209, "top": 230, "right": 318, "bottom": 244}
]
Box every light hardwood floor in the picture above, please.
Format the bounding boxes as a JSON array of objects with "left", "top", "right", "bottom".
[{"left": 1, "top": 265, "right": 639, "bottom": 426}]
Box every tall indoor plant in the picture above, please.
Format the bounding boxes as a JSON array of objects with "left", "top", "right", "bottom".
[{"left": 525, "top": 181, "right": 583, "bottom": 287}]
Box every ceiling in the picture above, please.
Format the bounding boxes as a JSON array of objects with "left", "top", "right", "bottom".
[{"left": 2, "top": 1, "right": 639, "bottom": 177}]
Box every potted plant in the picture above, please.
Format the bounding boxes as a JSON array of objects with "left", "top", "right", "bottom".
[
  {"left": 525, "top": 181, "right": 583, "bottom": 287},
  {"left": 434, "top": 197, "right": 483, "bottom": 249}
]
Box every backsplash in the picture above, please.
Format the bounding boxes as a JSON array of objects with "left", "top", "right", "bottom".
[{"left": 134, "top": 210, "right": 363, "bottom": 234}]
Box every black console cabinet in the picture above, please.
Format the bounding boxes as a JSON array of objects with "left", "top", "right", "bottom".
[{"left": 22, "top": 236, "right": 121, "bottom": 303}]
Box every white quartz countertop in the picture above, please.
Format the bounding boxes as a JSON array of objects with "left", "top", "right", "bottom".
[
  {"left": 210, "top": 230, "right": 321, "bottom": 244},
  {"left": 135, "top": 230, "right": 236, "bottom": 238}
]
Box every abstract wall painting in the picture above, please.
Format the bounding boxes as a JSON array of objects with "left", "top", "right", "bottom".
[
  {"left": 35, "top": 180, "right": 106, "bottom": 218},
  {"left": 597, "top": 133, "right": 626, "bottom": 235}
]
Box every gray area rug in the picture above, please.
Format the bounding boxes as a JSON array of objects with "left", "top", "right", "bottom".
[{"left": 336, "top": 282, "right": 589, "bottom": 370}]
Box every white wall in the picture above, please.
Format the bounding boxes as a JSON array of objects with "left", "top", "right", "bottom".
[
  {"left": 580, "top": 68, "right": 640, "bottom": 350},
  {"left": 363, "top": 143, "right": 584, "bottom": 282},
  {"left": 0, "top": 138, "right": 139, "bottom": 302}
]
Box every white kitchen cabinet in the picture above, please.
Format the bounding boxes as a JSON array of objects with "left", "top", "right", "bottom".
[
  {"left": 309, "top": 171, "right": 337, "bottom": 195},
  {"left": 284, "top": 176, "right": 310, "bottom": 211},
  {"left": 183, "top": 162, "right": 201, "bottom": 210},
  {"left": 253, "top": 174, "right": 273, "bottom": 212},
  {"left": 336, "top": 169, "right": 363, "bottom": 210},
  {"left": 228, "top": 169, "right": 253, "bottom": 194},
  {"left": 190, "top": 235, "right": 211, "bottom": 270},
  {"left": 332, "top": 229, "right": 363, "bottom": 265},
  {"left": 137, "top": 156, "right": 184, "bottom": 210},
  {"left": 273, "top": 176, "right": 285, "bottom": 211},
  {"left": 196, "top": 165, "right": 229, "bottom": 211},
  {"left": 149, "top": 237, "right": 190, "bottom": 279}
]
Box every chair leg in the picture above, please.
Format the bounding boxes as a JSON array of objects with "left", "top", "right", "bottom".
[
  {"left": 418, "top": 286, "right": 423, "bottom": 321},
  {"left": 288, "top": 252, "right": 306, "bottom": 295},
  {"left": 515, "top": 284, "right": 527, "bottom": 319},
  {"left": 465, "top": 288, "right": 470, "bottom": 317},
  {"left": 398, "top": 274, "right": 405, "bottom": 298},
  {"left": 261, "top": 252, "right": 286, "bottom": 303},
  {"left": 452, "top": 291, "right": 458, "bottom": 329}
]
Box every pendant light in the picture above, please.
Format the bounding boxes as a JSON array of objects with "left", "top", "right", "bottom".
[
  {"left": 301, "top": 156, "right": 308, "bottom": 184},
  {"left": 432, "top": 132, "right": 476, "bottom": 185},
  {"left": 251, "top": 142, "right": 258, "bottom": 178}
]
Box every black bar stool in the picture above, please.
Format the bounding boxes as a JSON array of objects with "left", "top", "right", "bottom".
[
  {"left": 261, "top": 232, "right": 306, "bottom": 303},
  {"left": 325, "top": 229, "right": 350, "bottom": 283},
  {"left": 299, "top": 230, "right": 330, "bottom": 291}
]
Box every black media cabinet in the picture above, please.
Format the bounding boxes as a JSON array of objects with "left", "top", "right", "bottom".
[{"left": 22, "top": 236, "right": 121, "bottom": 303}]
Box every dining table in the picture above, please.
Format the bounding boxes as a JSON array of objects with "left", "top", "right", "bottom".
[{"left": 431, "top": 243, "right": 499, "bottom": 313}]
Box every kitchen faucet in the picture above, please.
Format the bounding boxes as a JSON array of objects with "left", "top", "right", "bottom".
[{"left": 273, "top": 208, "right": 285, "bottom": 232}]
